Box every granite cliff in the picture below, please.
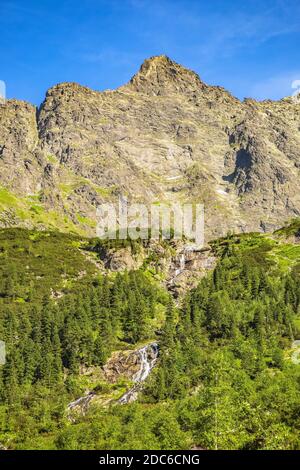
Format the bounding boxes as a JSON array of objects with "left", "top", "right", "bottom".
[{"left": 0, "top": 55, "right": 299, "bottom": 238}]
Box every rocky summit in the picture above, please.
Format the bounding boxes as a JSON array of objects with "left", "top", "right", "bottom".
[{"left": 0, "top": 55, "right": 299, "bottom": 239}]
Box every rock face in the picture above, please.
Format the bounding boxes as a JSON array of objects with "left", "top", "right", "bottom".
[
  {"left": 0, "top": 100, "right": 42, "bottom": 195},
  {"left": 103, "top": 349, "right": 142, "bottom": 383},
  {"left": 67, "top": 343, "right": 159, "bottom": 416},
  {"left": 103, "top": 344, "right": 158, "bottom": 384},
  {"left": 0, "top": 55, "right": 300, "bottom": 239},
  {"left": 167, "top": 247, "right": 217, "bottom": 298}
]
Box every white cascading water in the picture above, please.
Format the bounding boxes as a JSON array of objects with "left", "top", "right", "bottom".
[
  {"left": 67, "top": 391, "right": 96, "bottom": 413},
  {"left": 67, "top": 342, "right": 159, "bottom": 412},
  {"left": 133, "top": 343, "right": 159, "bottom": 382},
  {"left": 175, "top": 252, "right": 186, "bottom": 277},
  {"left": 180, "top": 253, "right": 185, "bottom": 271},
  {"left": 118, "top": 342, "right": 159, "bottom": 404}
]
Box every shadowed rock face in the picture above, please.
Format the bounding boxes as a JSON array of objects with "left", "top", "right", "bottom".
[{"left": 0, "top": 55, "right": 300, "bottom": 238}]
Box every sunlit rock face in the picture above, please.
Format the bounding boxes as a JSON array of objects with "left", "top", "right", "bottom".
[{"left": 0, "top": 55, "right": 300, "bottom": 238}]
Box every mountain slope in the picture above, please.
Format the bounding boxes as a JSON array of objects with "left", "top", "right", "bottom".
[
  {"left": 0, "top": 224, "right": 299, "bottom": 450},
  {"left": 0, "top": 55, "right": 300, "bottom": 238}
]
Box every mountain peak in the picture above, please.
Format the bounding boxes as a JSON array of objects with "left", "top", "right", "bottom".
[{"left": 122, "top": 55, "right": 205, "bottom": 95}]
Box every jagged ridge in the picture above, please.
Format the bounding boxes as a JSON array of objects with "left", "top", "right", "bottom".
[{"left": 0, "top": 56, "right": 299, "bottom": 238}]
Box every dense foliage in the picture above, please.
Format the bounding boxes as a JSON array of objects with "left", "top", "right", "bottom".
[
  {"left": 0, "top": 229, "right": 300, "bottom": 449},
  {"left": 142, "top": 235, "right": 300, "bottom": 449}
]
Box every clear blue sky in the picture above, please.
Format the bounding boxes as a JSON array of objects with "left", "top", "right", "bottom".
[{"left": 1, "top": 0, "right": 300, "bottom": 105}]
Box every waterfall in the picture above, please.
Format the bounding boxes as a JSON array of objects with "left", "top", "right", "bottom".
[
  {"left": 67, "top": 392, "right": 96, "bottom": 413},
  {"left": 118, "top": 342, "right": 159, "bottom": 404},
  {"left": 174, "top": 252, "right": 186, "bottom": 277},
  {"left": 180, "top": 253, "right": 185, "bottom": 271},
  {"left": 67, "top": 342, "right": 159, "bottom": 413},
  {"left": 133, "top": 343, "right": 159, "bottom": 382}
]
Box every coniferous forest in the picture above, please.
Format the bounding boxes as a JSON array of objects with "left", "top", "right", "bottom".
[
  {"left": 0, "top": 226, "right": 300, "bottom": 450},
  {"left": 2, "top": 0, "right": 300, "bottom": 459}
]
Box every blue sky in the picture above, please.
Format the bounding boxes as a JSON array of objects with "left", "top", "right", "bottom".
[{"left": 0, "top": 0, "right": 300, "bottom": 104}]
